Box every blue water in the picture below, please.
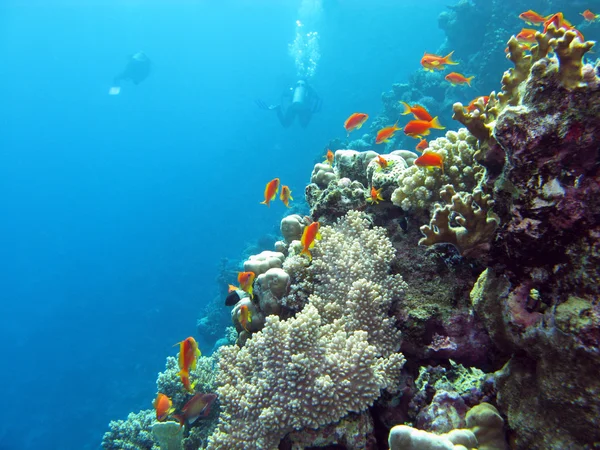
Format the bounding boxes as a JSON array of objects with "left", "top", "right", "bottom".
[{"left": 0, "top": 1, "right": 446, "bottom": 448}]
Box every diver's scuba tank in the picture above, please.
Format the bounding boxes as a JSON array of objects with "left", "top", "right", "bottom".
[{"left": 292, "top": 80, "right": 307, "bottom": 105}]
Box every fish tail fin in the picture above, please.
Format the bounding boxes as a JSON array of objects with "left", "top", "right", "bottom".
[
  {"left": 467, "top": 76, "right": 475, "bottom": 86},
  {"left": 300, "top": 248, "right": 312, "bottom": 260},
  {"left": 443, "top": 50, "right": 458, "bottom": 65},
  {"left": 430, "top": 116, "right": 445, "bottom": 130},
  {"left": 399, "top": 101, "right": 411, "bottom": 115},
  {"left": 173, "top": 414, "right": 185, "bottom": 428}
]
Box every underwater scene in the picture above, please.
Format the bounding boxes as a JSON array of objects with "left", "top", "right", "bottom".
[{"left": 1, "top": 0, "right": 599, "bottom": 448}]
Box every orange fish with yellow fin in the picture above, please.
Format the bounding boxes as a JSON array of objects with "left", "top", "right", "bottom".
[
  {"left": 366, "top": 186, "right": 384, "bottom": 205},
  {"left": 174, "top": 337, "right": 201, "bottom": 393},
  {"left": 280, "top": 185, "right": 293, "bottom": 208},
  {"left": 421, "top": 51, "right": 458, "bottom": 72},
  {"left": 300, "top": 221, "right": 321, "bottom": 260},
  {"left": 154, "top": 393, "right": 175, "bottom": 422},
  {"left": 344, "top": 113, "right": 369, "bottom": 135},
  {"left": 260, "top": 178, "right": 280, "bottom": 207}
]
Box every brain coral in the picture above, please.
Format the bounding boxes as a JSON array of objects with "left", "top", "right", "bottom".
[
  {"left": 207, "top": 210, "right": 407, "bottom": 449},
  {"left": 391, "top": 128, "right": 484, "bottom": 212}
]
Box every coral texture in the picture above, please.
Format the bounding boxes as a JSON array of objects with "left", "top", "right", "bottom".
[
  {"left": 102, "top": 410, "right": 157, "bottom": 450},
  {"left": 207, "top": 211, "right": 407, "bottom": 449}
]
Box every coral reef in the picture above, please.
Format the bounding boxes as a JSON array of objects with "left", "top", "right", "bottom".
[
  {"left": 206, "top": 211, "right": 407, "bottom": 449},
  {"left": 390, "top": 129, "right": 484, "bottom": 212},
  {"left": 102, "top": 410, "right": 157, "bottom": 450},
  {"left": 388, "top": 402, "right": 506, "bottom": 450},
  {"left": 419, "top": 186, "right": 500, "bottom": 258}
]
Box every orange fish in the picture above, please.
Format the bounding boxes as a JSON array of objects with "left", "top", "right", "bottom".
[
  {"left": 519, "top": 10, "right": 550, "bottom": 26},
  {"left": 376, "top": 123, "right": 401, "bottom": 144},
  {"left": 415, "top": 152, "right": 444, "bottom": 174},
  {"left": 366, "top": 186, "right": 384, "bottom": 204},
  {"left": 239, "top": 304, "right": 252, "bottom": 332},
  {"left": 465, "top": 96, "right": 490, "bottom": 113},
  {"left": 324, "top": 149, "right": 334, "bottom": 165},
  {"left": 445, "top": 72, "right": 474, "bottom": 86},
  {"left": 416, "top": 139, "right": 428, "bottom": 151},
  {"left": 280, "top": 185, "right": 293, "bottom": 208},
  {"left": 260, "top": 178, "right": 280, "bottom": 207},
  {"left": 300, "top": 221, "right": 321, "bottom": 260},
  {"left": 543, "top": 13, "right": 583, "bottom": 41},
  {"left": 581, "top": 9, "right": 600, "bottom": 22},
  {"left": 175, "top": 337, "right": 201, "bottom": 393},
  {"left": 174, "top": 393, "right": 217, "bottom": 427},
  {"left": 516, "top": 28, "right": 538, "bottom": 43},
  {"left": 421, "top": 51, "right": 458, "bottom": 72},
  {"left": 153, "top": 393, "right": 175, "bottom": 422},
  {"left": 344, "top": 113, "right": 369, "bottom": 135},
  {"left": 399, "top": 101, "right": 433, "bottom": 121},
  {"left": 229, "top": 271, "right": 255, "bottom": 298},
  {"left": 404, "top": 117, "right": 445, "bottom": 139},
  {"left": 376, "top": 155, "right": 389, "bottom": 169}
]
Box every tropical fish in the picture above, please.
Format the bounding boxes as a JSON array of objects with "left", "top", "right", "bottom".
[
  {"left": 421, "top": 51, "right": 458, "bottom": 72},
  {"left": 376, "top": 155, "right": 389, "bottom": 169},
  {"left": 366, "top": 186, "right": 384, "bottom": 204},
  {"left": 376, "top": 123, "right": 401, "bottom": 144},
  {"left": 416, "top": 139, "right": 428, "bottom": 151},
  {"left": 324, "top": 149, "right": 334, "bottom": 165},
  {"left": 581, "top": 9, "right": 600, "bottom": 22},
  {"left": 153, "top": 393, "right": 175, "bottom": 422},
  {"left": 516, "top": 28, "right": 538, "bottom": 44},
  {"left": 300, "top": 221, "right": 321, "bottom": 260},
  {"left": 175, "top": 337, "right": 201, "bottom": 393},
  {"left": 174, "top": 393, "right": 217, "bottom": 427},
  {"left": 445, "top": 72, "right": 474, "bottom": 86},
  {"left": 519, "top": 10, "right": 550, "bottom": 26},
  {"left": 260, "top": 178, "right": 280, "bottom": 207},
  {"left": 543, "top": 13, "right": 584, "bottom": 41},
  {"left": 280, "top": 185, "right": 293, "bottom": 208},
  {"left": 465, "top": 96, "right": 490, "bottom": 113},
  {"left": 415, "top": 152, "right": 444, "bottom": 174},
  {"left": 239, "top": 304, "right": 252, "bottom": 332},
  {"left": 404, "top": 117, "right": 445, "bottom": 138},
  {"left": 229, "top": 271, "right": 255, "bottom": 298},
  {"left": 505, "top": 42, "right": 534, "bottom": 53},
  {"left": 344, "top": 113, "right": 369, "bottom": 135},
  {"left": 399, "top": 101, "right": 433, "bottom": 121}
]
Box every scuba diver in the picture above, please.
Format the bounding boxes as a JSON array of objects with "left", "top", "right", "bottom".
[
  {"left": 256, "top": 79, "right": 322, "bottom": 128},
  {"left": 109, "top": 52, "right": 152, "bottom": 95}
]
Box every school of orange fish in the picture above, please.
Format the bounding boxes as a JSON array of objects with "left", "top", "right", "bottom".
[{"left": 149, "top": 7, "right": 597, "bottom": 431}]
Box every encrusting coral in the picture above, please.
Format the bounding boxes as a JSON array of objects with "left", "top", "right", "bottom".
[
  {"left": 419, "top": 186, "right": 500, "bottom": 259},
  {"left": 390, "top": 129, "right": 484, "bottom": 212},
  {"left": 206, "top": 211, "right": 407, "bottom": 449}
]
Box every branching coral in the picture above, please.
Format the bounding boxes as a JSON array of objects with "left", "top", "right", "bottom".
[
  {"left": 206, "top": 211, "right": 407, "bottom": 449},
  {"left": 391, "top": 129, "right": 484, "bottom": 212},
  {"left": 102, "top": 410, "right": 157, "bottom": 450},
  {"left": 419, "top": 186, "right": 500, "bottom": 259}
]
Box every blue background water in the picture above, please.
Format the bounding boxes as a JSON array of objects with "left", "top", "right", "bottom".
[{"left": 0, "top": 1, "right": 446, "bottom": 448}]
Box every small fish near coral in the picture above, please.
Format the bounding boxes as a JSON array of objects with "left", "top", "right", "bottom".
[
  {"left": 173, "top": 393, "right": 218, "bottom": 427},
  {"left": 376, "top": 155, "right": 389, "bottom": 169},
  {"left": 399, "top": 101, "right": 433, "bottom": 121},
  {"left": 465, "top": 96, "right": 489, "bottom": 113},
  {"left": 280, "top": 185, "right": 293, "bottom": 208},
  {"left": 420, "top": 51, "right": 458, "bottom": 72},
  {"left": 366, "top": 186, "right": 384, "bottom": 205},
  {"left": 445, "top": 72, "right": 475, "bottom": 87},
  {"left": 174, "top": 336, "right": 201, "bottom": 393},
  {"left": 376, "top": 123, "right": 402, "bottom": 144},
  {"left": 518, "top": 10, "right": 551, "bottom": 26},
  {"left": 229, "top": 271, "right": 256, "bottom": 299},
  {"left": 344, "top": 112, "right": 369, "bottom": 135},
  {"left": 324, "top": 149, "right": 334, "bottom": 165},
  {"left": 414, "top": 152, "right": 444, "bottom": 174},
  {"left": 543, "top": 12, "right": 584, "bottom": 41},
  {"left": 260, "top": 178, "right": 280, "bottom": 207},
  {"left": 416, "top": 138, "right": 428, "bottom": 152},
  {"left": 238, "top": 304, "right": 252, "bottom": 332},
  {"left": 300, "top": 221, "right": 321, "bottom": 260},
  {"left": 404, "top": 117, "right": 445, "bottom": 139},
  {"left": 153, "top": 393, "right": 175, "bottom": 422},
  {"left": 581, "top": 9, "right": 599, "bottom": 22}
]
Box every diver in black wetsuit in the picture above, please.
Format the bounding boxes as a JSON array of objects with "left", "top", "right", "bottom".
[
  {"left": 256, "top": 80, "right": 322, "bottom": 128},
  {"left": 110, "top": 52, "right": 152, "bottom": 95}
]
